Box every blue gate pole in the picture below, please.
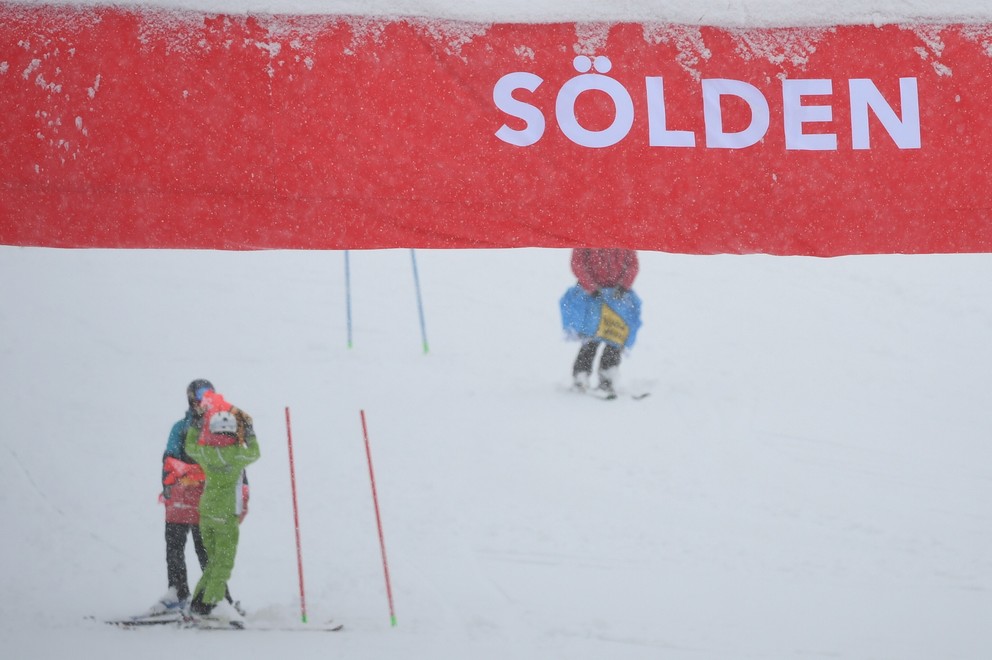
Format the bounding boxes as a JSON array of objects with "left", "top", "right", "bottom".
[
  {"left": 410, "top": 249, "right": 429, "bottom": 354},
  {"left": 345, "top": 250, "right": 353, "bottom": 349}
]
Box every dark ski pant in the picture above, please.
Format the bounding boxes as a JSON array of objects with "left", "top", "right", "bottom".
[
  {"left": 573, "top": 339, "right": 622, "bottom": 377},
  {"left": 166, "top": 522, "right": 207, "bottom": 601},
  {"left": 166, "top": 522, "right": 233, "bottom": 604}
]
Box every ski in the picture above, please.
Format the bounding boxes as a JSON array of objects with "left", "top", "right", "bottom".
[
  {"left": 95, "top": 612, "right": 186, "bottom": 628},
  {"left": 562, "top": 384, "right": 651, "bottom": 401},
  {"left": 93, "top": 614, "right": 343, "bottom": 632},
  {"left": 183, "top": 618, "right": 244, "bottom": 630},
  {"left": 589, "top": 390, "right": 651, "bottom": 401},
  {"left": 187, "top": 621, "right": 344, "bottom": 632}
]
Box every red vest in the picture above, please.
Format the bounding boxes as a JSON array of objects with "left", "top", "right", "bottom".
[{"left": 162, "top": 457, "right": 205, "bottom": 525}]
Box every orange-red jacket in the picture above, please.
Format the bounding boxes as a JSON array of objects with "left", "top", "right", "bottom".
[{"left": 161, "top": 457, "right": 205, "bottom": 524}]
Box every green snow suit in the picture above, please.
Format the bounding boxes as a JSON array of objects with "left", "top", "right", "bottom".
[{"left": 184, "top": 424, "right": 260, "bottom": 606}]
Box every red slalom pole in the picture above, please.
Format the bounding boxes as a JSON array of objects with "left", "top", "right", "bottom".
[
  {"left": 285, "top": 406, "right": 309, "bottom": 623},
  {"left": 360, "top": 409, "right": 397, "bottom": 626}
]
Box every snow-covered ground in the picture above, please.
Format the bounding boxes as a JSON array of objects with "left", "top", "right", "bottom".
[
  {"left": 8, "top": 0, "right": 992, "bottom": 26},
  {"left": 1, "top": 246, "right": 990, "bottom": 659}
]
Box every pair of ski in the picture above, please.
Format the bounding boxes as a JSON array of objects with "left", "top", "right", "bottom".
[
  {"left": 569, "top": 384, "right": 650, "bottom": 401},
  {"left": 98, "top": 611, "right": 343, "bottom": 632},
  {"left": 588, "top": 389, "right": 650, "bottom": 401}
]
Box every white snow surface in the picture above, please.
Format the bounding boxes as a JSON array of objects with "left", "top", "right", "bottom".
[
  {"left": 6, "top": 0, "right": 992, "bottom": 25},
  {"left": 1, "top": 247, "right": 991, "bottom": 659}
]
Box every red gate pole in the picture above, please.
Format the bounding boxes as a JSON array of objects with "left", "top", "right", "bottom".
[
  {"left": 285, "top": 406, "right": 308, "bottom": 623},
  {"left": 360, "top": 409, "right": 397, "bottom": 626}
]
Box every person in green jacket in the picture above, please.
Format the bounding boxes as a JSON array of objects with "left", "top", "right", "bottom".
[{"left": 184, "top": 388, "right": 260, "bottom": 621}]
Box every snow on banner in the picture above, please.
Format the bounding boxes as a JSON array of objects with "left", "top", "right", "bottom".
[{"left": 1, "top": 5, "right": 991, "bottom": 254}]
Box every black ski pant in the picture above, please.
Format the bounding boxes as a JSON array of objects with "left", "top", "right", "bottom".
[
  {"left": 573, "top": 339, "right": 622, "bottom": 376},
  {"left": 165, "top": 522, "right": 208, "bottom": 601},
  {"left": 165, "top": 522, "right": 234, "bottom": 604}
]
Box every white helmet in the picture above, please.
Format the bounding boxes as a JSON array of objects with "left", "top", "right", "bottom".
[{"left": 209, "top": 410, "right": 239, "bottom": 436}]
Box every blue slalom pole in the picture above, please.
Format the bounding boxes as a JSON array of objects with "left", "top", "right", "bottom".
[
  {"left": 345, "top": 250, "right": 353, "bottom": 349},
  {"left": 410, "top": 249, "right": 429, "bottom": 354}
]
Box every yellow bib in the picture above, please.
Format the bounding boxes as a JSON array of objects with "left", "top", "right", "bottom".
[{"left": 595, "top": 303, "right": 629, "bottom": 346}]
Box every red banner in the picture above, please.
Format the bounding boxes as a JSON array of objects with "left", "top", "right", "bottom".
[{"left": 1, "top": 4, "right": 991, "bottom": 254}]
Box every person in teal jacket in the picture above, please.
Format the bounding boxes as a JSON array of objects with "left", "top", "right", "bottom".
[{"left": 184, "top": 389, "right": 260, "bottom": 620}]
